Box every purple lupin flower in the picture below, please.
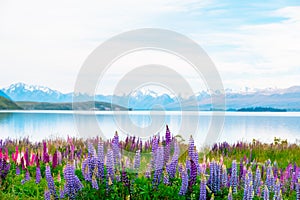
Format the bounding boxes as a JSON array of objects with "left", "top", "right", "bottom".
[
  {"left": 45, "top": 165, "right": 57, "bottom": 199},
  {"left": 16, "top": 165, "right": 20, "bottom": 175},
  {"left": 134, "top": 150, "right": 141, "bottom": 171},
  {"left": 166, "top": 141, "right": 179, "bottom": 179},
  {"left": 230, "top": 160, "right": 238, "bottom": 194},
  {"left": 145, "top": 165, "right": 151, "bottom": 179},
  {"left": 163, "top": 172, "right": 169, "bottom": 185},
  {"left": 296, "top": 179, "right": 300, "bottom": 200},
  {"left": 122, "top": 167, "right": 130, "bottom": 187},
  {"left": 92, "top": 175, "right": 99, "bottom": 190},
  {"left": 81, "top": 158, "right": 90, "bottom": 181},
  {"left": 112, "top": 132, "right": 121, "bottom": 167},
  {"left": 87, "top": 143, "right": 96, "bottom": 182},
  {"left": 97, "top": 141, "right": 105, "bottom": 180},
  {"left": 152, "top": 146, "right": 164, "bottom": 186},
  {"left": 189, "top": 159, "right": 197, "bottom": 192},
  {"left": 63, "top": 163, "right": 83, "bottom": 200},
  {"left": 21, "top": 169, "right": 30, "bottom": 185},
  {"left": 0, "top": 158, "right": 10, "bottom": 180},
  {"left": 208, "top": 159, "right": 218, "bottom": 193},
  {"left": 165, "top": 125, "right": 171, "bottom": 146},
  {"left": 179, "top": 168, "right": 188, "bottom": 196},
  {"left": 36, "top": 165, "right": 41, "bottom": 184},
  {"left": 254, "top": 166, "right": 261, "bottom": 195},
  {"left": 273, "top": 179, "right": 281, "bottom": 200},
  {"left": 266, "top": 165, "right": 274, "bottom": 192},
  {"left": 221, "top": 165, "right": 228, "bottom": 188},
  {"left": 188, "top": 136, "right": 194, "bottom": 161},
  {"left": 199, "top": 175, "right": 207, "bottom": 200},
  {"left": 44, "top": 189, "right": 51, "bottom": 200},
  {"left": 151, "top": 136, "right": 159, "bottom": 170},
  {"left": 106, "top": 148, "right": 115, "bottom": 182},
  {"left": 243, "top": 172, "right": 254, "bottom": 200},
  {"left": 59, "top": 187, "right": 65, "bottom": 199},
  {"left": 164, "top": 125, "right": 171, "bottom": 165},
  {"left": 263, "top": 185, "right": 269, "bottom": 200}
]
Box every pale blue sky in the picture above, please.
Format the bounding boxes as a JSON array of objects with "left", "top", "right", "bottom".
[{"left": 0, "top": 0, "right": 299, "bottom": 94}]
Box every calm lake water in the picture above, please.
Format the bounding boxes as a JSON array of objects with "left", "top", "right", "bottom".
[{"left": 0, "top": 111, "right": 300, "bottom": 146}]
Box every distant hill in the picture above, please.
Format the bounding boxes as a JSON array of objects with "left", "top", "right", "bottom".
[
  {"left": 0, "top": 96, "right": 22, "bottom": 110},
  {"left": 16, "top": 101, "right": 128, "bottom": 111}
]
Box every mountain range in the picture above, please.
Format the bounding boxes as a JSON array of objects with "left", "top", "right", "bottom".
[{"left": 2, "top": 82, "right": 300, "bottom": 111}]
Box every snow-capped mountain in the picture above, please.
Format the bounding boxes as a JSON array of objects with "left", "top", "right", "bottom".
[
  {"left": 2, "top": 83, "right": 71, "bottom": 102},
  {"left": 2, "top": 82, "right": 300, "bottom": 111},
  {"left": 0, "top": 90, "right": 10, "bottom": 99}
]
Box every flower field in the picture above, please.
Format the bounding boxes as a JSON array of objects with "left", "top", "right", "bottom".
[{"left": 1, "top": 126, "right": 300, "bottom": 199}]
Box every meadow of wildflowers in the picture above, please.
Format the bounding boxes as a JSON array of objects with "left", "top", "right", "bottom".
[{"left": 0, "top": 126, "right": 300, "bottom": 199}]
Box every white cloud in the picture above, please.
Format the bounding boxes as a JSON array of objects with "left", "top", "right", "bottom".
[
  {"left": 196, "top": 6, "right": 300, "bottom": 89},
  {"left": 0, "top": 0, "right": 212, "bottom": 92}
]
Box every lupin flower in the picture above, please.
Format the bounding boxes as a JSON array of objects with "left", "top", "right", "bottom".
[
  {"left": 230, "top": 160, "right": 238, "bottom": 194},
  {"left": 266, "top": 165, "right": 275, "bottom": 192},
  {"left": 189, "top": 159, "right": 197, "bottom": 192},
  {"left": 273, "top": 179, "right": 281, "bottom": 200},
  {"left": 134, "top": 150, "right": 141, "bottom": 171},
  {"left": 145, "top": 165, "right": 151, "bottom": 179},
  {"left": 163, "top": 171, "right": 169, "bottom": 185},
  {"left": 97, "top": 141, "right": 105, "bottom": 180},
  {"left": 43, "top": 141, "right": 50, "bottom": 163},
  {"left": 263, "top": 185, "right": 269, "bottom": 200},
  {"left": 45, "top": 165, "right": 57, "bottom": 199},
  {"left": 44, "top": 189, "right": 51, "bottom": 200},
  {"left": 199, "top": 175, "right": 207, "bottom": 200},
  {"left": 122, "top": 167, "right": 130, "bottom": 187},
  {"left": 296, "top": 179, "right": 300, "bottom": 200},
  {"left": 63, "top": 163, "right": 83, "bottom": 199},
  {"left": 92, "top": 175, "right": 99, "bottom": 190},
  {"left": 152, "top": 146, "right": 164, "bottom": 186},
  {"left": 166, "top": 141, "right": 179, "bottom": 179},
  {"left": 59, "top": 187, "right": 65, "bottom": 199},
  {"left": 164, "top": 125, "right": 171, "bottom": 165},
  {"left": 106, "top": 148, "right": 115, "bottom": 182},
  {"left": 151, "top": 136, "right": 159, "bottom": 170},
  {"left": 16, "top": 165, "right": 20, "bottom": 175},
  {"left": 81, "top": 158, "right": 90, "bottom": 181},
  {"left": 52, "top": 150, "right": 58, "bottom": 169},
  {"left": 188, "top": 136, "right": 194, "bottom": 161},
  {"left": 179, "top": 168, "right": 188, "bottom": 196},
  {"left": 112, "top": 132, "right": 121, "bottom": 167},
  {"left": 165, "top": 125, "right": 171, "bottom": 146},
  {"left": 221, "top": 165, "right": 228, "bottom": 188},
  {"left": 243, "top": 172, "right": 254, "bottom": 200},
  {"left": 0, "top": 157, "right": 10, "bottom": 181},
  {"left": 36, "top": 165, "right": 41, "bottom": 184},
  {"left": 254, "top": 166, "right": 261, "bottom": 195}
]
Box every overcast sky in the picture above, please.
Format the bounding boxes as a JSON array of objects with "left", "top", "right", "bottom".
[{"left": 0, "top": 0, "right": 300, "bottom": 94}]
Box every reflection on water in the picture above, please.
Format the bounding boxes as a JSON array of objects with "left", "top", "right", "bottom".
[{"left": 0, "top": 111, "right": 300, "bottom": 146}]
